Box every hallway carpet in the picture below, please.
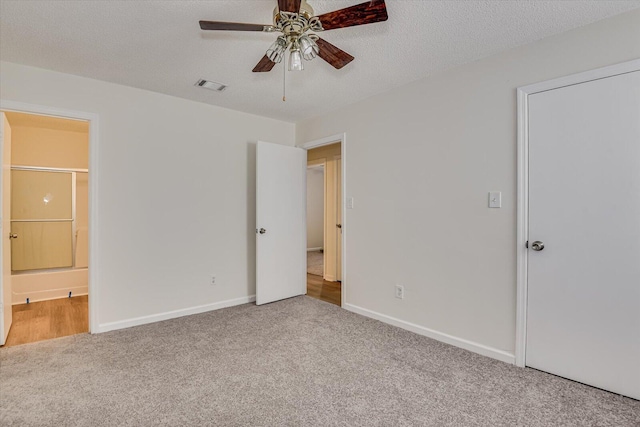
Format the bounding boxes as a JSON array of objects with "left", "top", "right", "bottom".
[
  {"left": 307, "top": 249, "right": 323, "bottom": 276},
  {"left": 1, "top": 297, "right": 638, "bottom": 426}
]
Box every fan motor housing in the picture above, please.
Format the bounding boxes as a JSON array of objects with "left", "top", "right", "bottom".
[{"left": 273, "top": 0, "right": 315, "bottom": 25}]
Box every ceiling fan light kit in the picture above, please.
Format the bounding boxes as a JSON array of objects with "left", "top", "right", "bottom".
[{"left": 199, "top": 0, "right": 388, "bottom": 73}]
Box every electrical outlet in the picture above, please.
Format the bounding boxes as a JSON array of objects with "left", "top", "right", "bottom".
[
  {"left": 211, "top": 275, "right": 217, "bottom": 286},
  {"left": 395, "top": 284, "right": 404, "bottom": 299}
]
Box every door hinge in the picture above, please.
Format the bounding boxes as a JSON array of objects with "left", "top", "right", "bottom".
[{"left": 525, "top": 240, "right": 529, "bottom": 249}]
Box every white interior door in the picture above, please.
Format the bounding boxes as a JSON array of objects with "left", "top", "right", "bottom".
[
  {"left": 0, "top": 113, "right": 13, "bottom": 345},
  {"left": 256, "top": 141, "right": 306, "bottom": 305},
  {"left": 526, "top": 70, "right": 640, "bottom": 399}
]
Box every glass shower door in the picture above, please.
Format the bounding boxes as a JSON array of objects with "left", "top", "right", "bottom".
[{"left": 11, "top": 170, "right": 74, "bottom": 271}]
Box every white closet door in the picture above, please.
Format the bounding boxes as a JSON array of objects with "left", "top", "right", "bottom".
[{"left": 527, "top": 70, "right": 640, "bottom": 399}]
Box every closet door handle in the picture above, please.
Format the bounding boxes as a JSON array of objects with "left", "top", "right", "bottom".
[
  {"left": 336, "top": 224, "right": 342, "bottom": 229},
  {"left": 9, "top": 233, "right": 18, "bottom": 239}
]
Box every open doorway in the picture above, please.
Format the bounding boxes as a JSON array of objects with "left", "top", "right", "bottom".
[
  {"left": 305, "top": 142, "right": 342, "bottom": 306},
  {"left": 0, "top": 111, "right": 89, "bottom": 347}
]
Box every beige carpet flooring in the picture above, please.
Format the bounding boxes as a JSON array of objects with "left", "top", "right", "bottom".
[
  {"left": 1, "top": 296, "right": 638, "bottom": 426},
  {"left": 307, "top": 250, "right": 323, "bottom": 276}
]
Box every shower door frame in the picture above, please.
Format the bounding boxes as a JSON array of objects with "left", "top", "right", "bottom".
[
  {"left": 0, "top": 100, "right": 100, "bottom": 334},
  {"left": 10, "top": 166, "right": 83, "bottom": 272}
]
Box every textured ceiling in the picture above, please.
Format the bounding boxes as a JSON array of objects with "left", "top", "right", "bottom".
[
  {"left": 1, "top": 1, "right": 639, "bottom": 123},
  {"left": 4, "top": 111, "right": 89, "bottom": 133}
]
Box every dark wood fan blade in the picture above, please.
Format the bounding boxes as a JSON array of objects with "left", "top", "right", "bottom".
[
  {"left": 199, "top": 21, "right": 270, "bottom": 31},
  {"left": 316, "top": 38, "right": 354, "bottom": 70},
  {"left": 278, "top": 0, "right": 301, "bottom": 14},
  {"left": 252, "top": 55, "right": 277, "bottom": 72},
  {"left": 317, "top": 0, "right": 388, "bottom": 30}
]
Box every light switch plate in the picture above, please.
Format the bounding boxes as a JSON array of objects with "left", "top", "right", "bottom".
[
  {"left": 347, "top": 197, "right": 354, "bottom": 209},
  {"left": 489, "top": 191, "right": 501, "bottom": 208}
]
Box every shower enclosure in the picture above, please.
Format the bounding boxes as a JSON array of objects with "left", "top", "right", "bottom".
[{"left": 10, "top": 166, "right": 88, "bottom": 302}]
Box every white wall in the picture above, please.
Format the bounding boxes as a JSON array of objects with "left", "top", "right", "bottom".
[
  {"left": 0, "top": 62, "right": 295, "bottom": 329},
  {"left": 10, "top": 125, "right": 88, "bottom": 169},
  {"left": 296, "top": 10, "right": 640, "bottom": 359},
  {"left": 306, "top": 167, "right": 324, "bottom": 249}
]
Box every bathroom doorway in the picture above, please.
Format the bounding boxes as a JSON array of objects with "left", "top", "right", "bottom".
[
  {"left": 0, "top": 111, "right": 90, "bottom": 346},
  {"left": 305, "top": 142, "right": 342, "bottom": 306}
]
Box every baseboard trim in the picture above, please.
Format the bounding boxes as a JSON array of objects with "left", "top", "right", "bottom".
[
  {"left": 344, "top": 303, "right": 515, "bottom": 364},
  {"left": 12, "top": 288, "right": 88, "bottom": 305},
  {"left": 97, "top": 295, "right": 256, "bottom": 333},
  {"left": 307, "top": 247, "right": 322, "bottom": 252}
]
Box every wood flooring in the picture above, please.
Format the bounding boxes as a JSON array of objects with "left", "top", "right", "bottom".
[
  {"left": 306, "top": 273, "right": 341, "bottom": 306},
  {"left": 3, "top": 295, "right": 88, "bottom": 347},
  {"left": 2, "top": 280, "right": 335, "bottom": 348}
]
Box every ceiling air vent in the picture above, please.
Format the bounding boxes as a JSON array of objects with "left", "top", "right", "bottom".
[{"left": 195, "top": 79, "right": 227, "bottom": 92}]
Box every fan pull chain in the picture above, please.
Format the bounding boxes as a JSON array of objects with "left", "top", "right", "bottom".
[{"left": 282, "top": 51, "right": 286, "bottom": 102}]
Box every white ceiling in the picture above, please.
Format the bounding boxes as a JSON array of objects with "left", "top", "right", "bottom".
[{"left": 1, "top": 1, "right": 638, "bottom": 123}]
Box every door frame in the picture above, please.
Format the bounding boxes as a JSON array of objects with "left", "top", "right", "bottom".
[
  {"left": 515, "top": 59, "right": 640, "bottom": 367},
  {"left": 306, "top": 159, "right": 325, "bottom": 258},
  {"left": 301, "top": 133, "right": 347, "bottom": 308},
  {"left": 0, "top": 100, "right": 100, "bottom": 334}
]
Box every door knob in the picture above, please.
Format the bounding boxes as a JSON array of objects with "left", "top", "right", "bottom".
[
  {"left": 531, "top": 241, "right": 544, "bottom": 251},
  {"left": 258, "top": 228, "right": 266, "bottom": 234},
  {"left": 336, "top": 224, "right": 342, "bottom": 229},
  {"left": 9, "top": 233, "right": 17, "bottom": 239}
]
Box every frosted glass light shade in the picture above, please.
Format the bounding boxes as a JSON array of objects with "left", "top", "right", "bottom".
[
  {"left": 266, "top": 36, "right": 287, "bottom": 63},
  {"left": 299, "top": 35, "right": 319, "bottom": 60},
  {"left": 289, "top": 49, "right": 303, "bottom": 71}
]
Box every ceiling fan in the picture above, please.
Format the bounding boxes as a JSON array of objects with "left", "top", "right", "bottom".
[{"left": 199, "top": 0, "right": 388, "bottom": 72}]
